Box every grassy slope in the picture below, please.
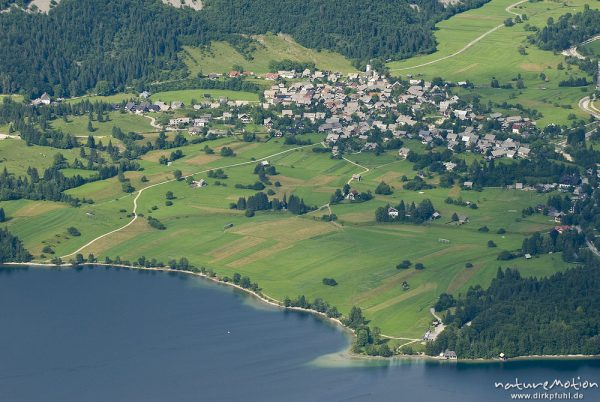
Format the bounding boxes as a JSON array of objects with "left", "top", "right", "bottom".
[
  {"left": 0, "top": 139, "right": 86, "bottom": 176},
  {"left": 0, "top": 137, "right": 572, "bottom": 338},
  {"left": 50, "top": 112, "right": 156, "bottom": 137},
  {"left": 182, "top": 33, "right": 357, "bottom": 76},
  {"left": 387, "top": 0, "right": 599, "bottom": 126},
  {"left": 150, "top": 89, "right": 259, "bottom": 104}
]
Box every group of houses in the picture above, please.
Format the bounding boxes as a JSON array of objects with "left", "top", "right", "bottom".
[{"left": 261, "top": 70, "right": 535, "bottom": 161}]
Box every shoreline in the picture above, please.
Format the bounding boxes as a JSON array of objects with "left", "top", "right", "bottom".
[{"left": 4, "top": 261, "right": 600, "bottom": 364}]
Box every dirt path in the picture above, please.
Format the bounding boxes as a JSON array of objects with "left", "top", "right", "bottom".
[
  {"left": 427, "top": 308, "right": 446, "bottom": 341},
  {"left": 390, "top": 0, "right": 529, "bottom": 72},
  {"left": 61, "top": 144, "right": 314, "bottom": 258},
  {"left": 343, "top": 156, "right": 370, "bottom": 185}
]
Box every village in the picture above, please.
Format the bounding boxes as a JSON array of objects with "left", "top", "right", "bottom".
[{"left": 32, "top": 66, "right": 538, "bottom": 165}]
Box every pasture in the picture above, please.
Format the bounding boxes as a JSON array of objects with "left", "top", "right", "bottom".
[{"left": 0, "top": 137, "right": 571, "bottom": 338}]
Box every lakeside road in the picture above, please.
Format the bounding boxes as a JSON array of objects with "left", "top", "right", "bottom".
[
  {"left": 580, "top": 96, "right": 600, "bottom": 120},
  {"left": 389, "top": 0, "right": 529, "bottom": 71}
]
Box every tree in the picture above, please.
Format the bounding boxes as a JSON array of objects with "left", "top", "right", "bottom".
[
  {"left": 67, "top": 227, "right": 81, "bottom": 236},
  {"left": 487, "top": 240, "right": 497, "bottom": 248},
  {"left": 0, "top": 207, "right": 5, "bottom": 222},
  {"left": 87, "top": 120, "right": 94, "bottom": 132},
  {"left": 451, "top": 212, "right": 459, "bottom": 222},
  {"left": 165, "top": 191, "right": 174, "bottom": 200},
  {"left": 74, "top": 253, "right": 85, "bottom": 265},
  {"left": 173, "top": 170, "right": 182, "bottom": 180},
  {"left": 375, "top": 181, "right": 392, "bottom": 195},
  {"left": 322, "top": 278, "right": 338, "bottom": 286},
  {"left": 396, "top": 260, "right": 411, "bottom": 269},
  {"left": 345, "top": 306, "right": 366, "bottom": 329},
  {"left": 415, "top": 263, "right": 425, "bottom": 270},
  {"left": 220, "top": 147, "right": 235, "bottom": 157}
]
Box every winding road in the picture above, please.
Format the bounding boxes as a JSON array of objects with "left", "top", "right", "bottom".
[
  {"left": 61, "top": 144, "right": 314, "bottom": 259},
  {"left": 580, "top": 96, "right": 600, "bottom": 120},
  {"left": 390, "top": 0, "right": 528, "bottom": 71}
]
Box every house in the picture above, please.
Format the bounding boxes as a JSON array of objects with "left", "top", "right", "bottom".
[
  {"left": 398, "top": 147, "right": 410, "bottom": 159},
  {"left": 432, "top": 211, "right": 441, "bottom": 220},
  {"left": 458, "top": 215, "right": 469, "bottom": 225},
  {"left": 238, "top": 113, "right": 252, "bottom": 124},
  {"left": 463, "top": 181, "right": 473, "bottom": 189},
  {"left": 260, "top": 160, "right": 270, "bottom": 166},
  {"left": 191, "top": 179, "right": 207, "bottom": 188},
  {"left": 32, "top": 92, "right": 51, "bottom": 106},
  {"left": 264, "top": 73, "right": 280, "bottom": 81},
  {"left": 524, "top": 253, "right": 532, "bottom": 259},
  {"left": 553, "top": 225, "right": 572, "bottom": 234},
  {"left": 352, "top": 174, "right": 362, "bottom": 182},
  {"left": 388, "top": 207, "right": 399, "bottom": 218},
  {"left": 347, "top": 189, "right": 359, "bottom": 200},
  {"left": 442, "top": 350, "right": 458, "bottom": 360},
  {"left": 171, "top": 101, "right": 184, "bottom": 110},
  {"left": 139, "top": 91, "right": 151, "bottom": 99}
]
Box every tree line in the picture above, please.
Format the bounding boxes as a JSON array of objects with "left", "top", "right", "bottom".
[
  {"left": 428, "top": 263, "right": 600, "bottom": 358},
  {"left": 0, "top": 0, "right": 490, "bottom": 97}
]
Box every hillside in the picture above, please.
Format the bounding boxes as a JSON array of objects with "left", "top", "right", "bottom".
[
  {"left": 0, "top": 0, "right": 490, "bottom": 98},
  {"left": 387, "top": 0, "right": 599, "bottom": 126},
  {"left": 182, "top": 34, "right": 357, "bottom": 76}
]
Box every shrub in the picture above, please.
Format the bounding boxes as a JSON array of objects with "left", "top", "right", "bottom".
[
  {"left": 478, "top": 226, "right": 489, "bottom": 232},
  {"left": 322, "top": 278, "right": 338, "bottom": 286},
  {"left": 375, "top": 181, "right": 393, "bottom": 195},
  {"left": 487, "top": 240, "right": 497, "bottom": 248},
  {"left": 465, "top": 262, "right": 473, "bottom": 268},
  {"left": 415, "top": 263, "right": 425, "bottom": 270},
  {"left": 147, "top": 216, "right": 166, "bottom": 230},
  {"left": 67, "top": 227, "right": 81, "bottom": 236},
  {"left": 396, "top": 260, "right": 411, "bottom": 269}
]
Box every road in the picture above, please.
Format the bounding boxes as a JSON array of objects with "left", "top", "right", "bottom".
[
  {"left": 561, "top": 35, "right": 600, "bottom": 60},
  {"left": 390, "top": 0, "right": 528, "bottom": 71},
  {"left": 61, "top": 144, "right": 314, "bottom": 259},
  {"left": 580, "top": 96, "right": 600, "bottom": 120},
  {"left": 343, "top": 156, "right": 370, "bottom": 185}
]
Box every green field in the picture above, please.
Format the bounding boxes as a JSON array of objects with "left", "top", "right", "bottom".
[
  {"left": 64, "top": 93, "right": 137, "bottom": 104},
  {"left": 580, "top": 39, "right": 600, "bottom": 57},
  {"left": 387, "top": 0, "right": 599, "bottom": 126},
  {"left": 0, "top": 139, "right": 87, "bottom": 176},
  {"left": 50, "top": 111, "right": 156, "bottom": 137},
  {"left": 182, "top": 33, "right": 357, "bottom": 76},
  {"left": 150, "top": 88, "right": 260, "bottom": 104},
  {"left": 0, "top": 136, "right": 572, "bottom": 339}
]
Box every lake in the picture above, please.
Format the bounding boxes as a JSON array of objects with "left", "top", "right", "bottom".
[{"left": 1, "top": 266, "right": 599, "bottom": 402}]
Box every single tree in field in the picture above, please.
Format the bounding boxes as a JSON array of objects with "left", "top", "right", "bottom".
[{"left": 173, "top": 170, "right": 182, "bottom": 180}]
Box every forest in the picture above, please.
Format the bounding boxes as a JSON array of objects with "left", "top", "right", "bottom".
[
  {"left": 0, "top": 0, "right": 490, "bottom": 97},
  {"left": 427, "top": 261, "right": 600, "bottom": 358},
  {"left": 533, "top": 6, "right": 600, "bottom": 51},
  {"left": 0, "top": 228, "right": 31, "bottom": 263}
]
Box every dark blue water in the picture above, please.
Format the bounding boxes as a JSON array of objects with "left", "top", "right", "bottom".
[{"left": 0, "top": 266, "right": 599, "bottom": 402}]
